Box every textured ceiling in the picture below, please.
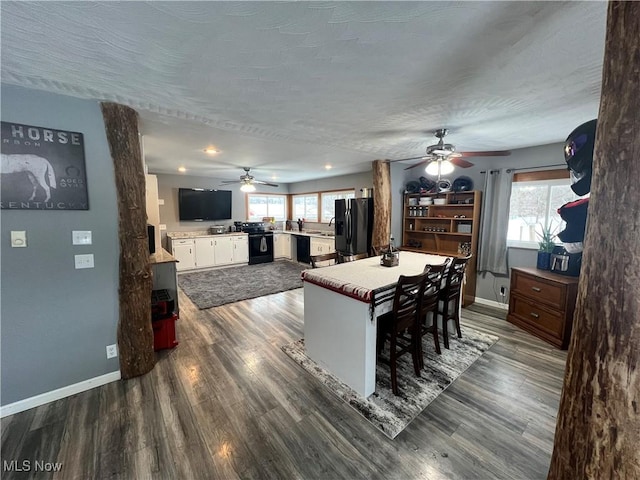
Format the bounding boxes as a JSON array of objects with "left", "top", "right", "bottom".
[{"left": 1, "top": 1, "right": 607, "bottom": 184}]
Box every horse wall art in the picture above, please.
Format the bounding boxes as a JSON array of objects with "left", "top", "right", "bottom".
[{"left": 1, "top": 153, "right": 57, "bottom": 202}]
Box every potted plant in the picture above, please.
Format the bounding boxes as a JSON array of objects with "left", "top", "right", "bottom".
[{"left": 536, "top": 224, "right": 558, "bottom": 270}]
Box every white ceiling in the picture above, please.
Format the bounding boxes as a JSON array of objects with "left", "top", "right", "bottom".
[{"left": 1, "top": 1, "right": 607, "bottom": 184}]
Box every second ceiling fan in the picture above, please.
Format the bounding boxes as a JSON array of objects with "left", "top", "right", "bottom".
[
  {"left": 392, "top": 129, "right": 511, "bottom": 174},
  {"left": 220, "top": 167, "right": 279, "bottom": 192}
]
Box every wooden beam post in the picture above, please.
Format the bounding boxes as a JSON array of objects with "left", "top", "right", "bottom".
[
  {"left": 548, "top": 2, "right": 640, "bottom": 478},
  {"left": 101, "top": 102, "right": 155, "bottom": 379},
  {"left": 372, "top": 159, "right": 391, "bottom": 252}
]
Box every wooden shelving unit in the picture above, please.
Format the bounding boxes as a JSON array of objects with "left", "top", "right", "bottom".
[{"left": 401, "top": 190, "right": 482, "bottom": 306}]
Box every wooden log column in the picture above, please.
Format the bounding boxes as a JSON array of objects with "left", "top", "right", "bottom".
[
  {"left": 371, "top": 159, "right": 391, "bottom": 251},
  {"left": 101, "top": 103, "right": 155, "bottom": 379},
  {"left": 548, "top": 2, "right": 640, "bottom": 478}
]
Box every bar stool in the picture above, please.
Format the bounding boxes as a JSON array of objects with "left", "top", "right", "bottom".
[
  {"left": 310, "top": 252, "right": 338, "bottom": 268},
  {"left": 418, "top": 259, "right": 451, "bottom": 363},
  {"left": 376, "top": 272, "right": 428, "bottom": 395},
  {"left": 338, "top": 252, "right": 369, "bottom": 263},
  {"left": 438, "top": 255, "right": 472, "bottom": 349}
]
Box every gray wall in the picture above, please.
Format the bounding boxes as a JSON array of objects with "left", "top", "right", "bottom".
[
  {"left": 288, "top": 171, "right": 373, "bottom": 196},
  {"left": 400, "top": 142, "right": 567, "bottom": 304},
  {"left": 1, "top": 85, "right": 120, "bottom": 406}
]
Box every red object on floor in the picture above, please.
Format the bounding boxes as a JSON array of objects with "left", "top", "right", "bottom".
[{"left": 153, "top": 313, "right": 179, "bottom": 351}]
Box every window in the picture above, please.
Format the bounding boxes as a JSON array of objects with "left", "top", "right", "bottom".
[
  {"left": 507, "top": 170, "right": 579, "bottom": 248},
  {"left": 292, "top": 194, "right": 318, "bottom": 222},
  {"left": 320, "top": 190, "right": 355, "bottom": 223},
  {"left": 247, "top": 194, "right": 287, "bottom": 221}
]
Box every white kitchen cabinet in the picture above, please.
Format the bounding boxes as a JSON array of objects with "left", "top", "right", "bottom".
[
  {"left": 170, "top": 234, "right": 249, "bottom": 270},
  {"left": 310, "top": 237, "right": 335, "bottom": 256},
  {"left": 194, "top": 237, "right": 216, "bottom": 268},
  {"left": 213, "top": 235, "right": 234, "bottom": 266},
  {"left": 170, "top": 239, "right": 195, "bottom": 271},
  {"left": 274, "top": 233, "right": 292, "bottom": 259},
  {"left": 232, "top": 235, "right": 249, "bottom": 264}
]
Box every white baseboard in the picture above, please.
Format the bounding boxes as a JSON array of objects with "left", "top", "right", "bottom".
[
  {"left": 473, "top": 297, "right": 509, "bottom": 310},
  {"left": 0, "top": 370, "right": 121, "bottom": 418}
]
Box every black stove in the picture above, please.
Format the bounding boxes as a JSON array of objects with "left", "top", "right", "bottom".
[
  {"left": 237, "top": 221, "right": 268, "bottom": 234},
  {"left": 235, "top": 222, "right": 274, "bottom": 264}
]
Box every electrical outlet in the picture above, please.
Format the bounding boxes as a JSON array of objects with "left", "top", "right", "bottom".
[
  {"left": 72, "top": 230, "right": 92, "bottom": 245},
  {"left": 106, "top": 344, "right": 118, "bottom": 359},
  {"left": 74, "top": 253, "right": 94, "bottom": 269},
  {"left": 500, "top": 286, "right": 507, "bottom": 296}
]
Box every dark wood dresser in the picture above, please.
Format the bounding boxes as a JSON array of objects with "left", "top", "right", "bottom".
[{"left": 507, "top": 267, "right": 579, "bottom": 349}]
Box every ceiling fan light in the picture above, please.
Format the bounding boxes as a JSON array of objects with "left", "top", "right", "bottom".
[
  {"left": 425, "top": 160, "right": 455, "bottom": 176},
  {"left": 440, "top": 160, "right": 455, "bottom": 175},
  {"left": 240, "top": 183, "right": 256, "bottom": 193}
]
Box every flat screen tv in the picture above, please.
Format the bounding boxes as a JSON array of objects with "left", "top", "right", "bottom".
[{"left": 178, "top": 188, "right": 232, "bottom": 221}]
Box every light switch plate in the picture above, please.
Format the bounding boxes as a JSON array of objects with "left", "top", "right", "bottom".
[
  {"left": 74, "top": 254, "right": 94, "bottom": 269},
  {"left": 159, "top": 224, "right": 167, "bottom": 231},
  {"left": 11, "top": 231, "right": 27, "bottom": 248},
  {"left": 158, "top": 199, "right": 165, "bottom": 205},
  {"left": 72, "top": 230, "right": 92, "bottom": 245}
]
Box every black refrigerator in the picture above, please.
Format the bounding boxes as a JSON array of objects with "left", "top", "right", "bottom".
[{"left": 334, "top": 198, "right": 373, "bottom": 255}]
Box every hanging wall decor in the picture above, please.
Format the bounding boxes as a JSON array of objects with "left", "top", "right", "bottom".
[{"left": 1, "top": 121, "right": 89, "bottom": 210}]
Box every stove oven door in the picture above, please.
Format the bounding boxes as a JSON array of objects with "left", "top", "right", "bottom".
[{"left": 248, "top": 232, "right": 274, "bottom": 265}]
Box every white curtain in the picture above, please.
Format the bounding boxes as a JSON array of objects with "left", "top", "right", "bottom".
[{"left": 478, "top": 169, "right": 514, "bottom": 275}]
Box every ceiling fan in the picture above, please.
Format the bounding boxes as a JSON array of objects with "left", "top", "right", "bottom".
[
  {"left": 391, "top": 129, "right": 511, "bottom": 174},
  {"left": 220, "top": 167, "right": 279, "bottom": 192}
]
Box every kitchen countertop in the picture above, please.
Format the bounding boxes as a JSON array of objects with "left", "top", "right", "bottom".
[
  {"left": 167, "top": 231, "right": 248, "bottom": 239},
  {"left": 279, "top": 230, "right": 335, "bottom": 239},
  {"left": 166, "top": 230, "right": 334, "bottom": 239},
  {"left": 150, "top": 248, "right": 178, "bottom": 264}
]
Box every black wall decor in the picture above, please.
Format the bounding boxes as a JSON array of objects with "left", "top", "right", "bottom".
[{"left": 1, "top": 121, "right": 89, "bottom": 210}]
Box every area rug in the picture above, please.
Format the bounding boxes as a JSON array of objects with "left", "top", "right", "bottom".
[
  {"left": 281, "top": 327, "right": 499, "bottom": 439},
  {"left": 178, "top": 260, "right": 307, "bottom": 309}
]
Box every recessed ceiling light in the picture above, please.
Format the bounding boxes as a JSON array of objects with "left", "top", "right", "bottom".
[
  {"left": 204, "top": 147, "right": 218, "bottom": 155},
  {"left": 325, "top": 164, "right": 332, "bottom": 170},
  {"left": 271, "top": 175, "right": 278, "bottom": 180},
  {"left": 178, "top": 166, "right": 186, "bottom": 173}
]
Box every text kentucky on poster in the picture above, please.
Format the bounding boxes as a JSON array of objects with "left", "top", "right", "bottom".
[{"left": 1, "top": 121, "right": 89, "bottom": 210}]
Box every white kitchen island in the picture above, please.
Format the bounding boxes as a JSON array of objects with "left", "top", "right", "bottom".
[{"left": 302, "top": 251, "right": 449, "bottom": 398}]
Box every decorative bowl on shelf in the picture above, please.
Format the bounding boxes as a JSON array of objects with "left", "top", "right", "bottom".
[{"left": 419, "top": 198, "right": 433, "bottom": 205}]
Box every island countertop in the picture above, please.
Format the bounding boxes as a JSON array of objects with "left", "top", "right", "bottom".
[
  {"left": 302, "top": 250, "right": 451, "bottom": 398},
  {"left": 301, "top": 251, "right": 449, "bottom": 303}
]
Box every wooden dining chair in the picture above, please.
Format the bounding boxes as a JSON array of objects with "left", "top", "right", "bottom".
[
  {"left": 310, "top": 252, "right": 338, "bottom": 268},
  {"left": 338, "top": 252, "right": 369, "bottom": 263},
  {"left": 417, "top": 259, "right": 451, "bottom": 363},
  {"left": 438, "top": 255, "right": 472, "bottom": 349},
  {"left": 376, "top": 272, "right": 428, "bottom": 395}
]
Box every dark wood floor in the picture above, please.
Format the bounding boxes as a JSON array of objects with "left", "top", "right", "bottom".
[{"left": 1, "top": 288, "right": 567, "bottom": 479}]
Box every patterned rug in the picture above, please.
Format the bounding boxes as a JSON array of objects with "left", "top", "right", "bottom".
[
  {"left": 282, "top": 326, "right": 499, "bottom": 439},
  {"left": 178, "top": 260, "right": 307, "bottom": 309}
]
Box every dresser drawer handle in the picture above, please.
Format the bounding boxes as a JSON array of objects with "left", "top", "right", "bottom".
[
  {"left": 530, "top": 312, "right": 540, "bottom": 319},
  {"left": 531, "top": 287, "right": 542, "bottom": 292}
]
